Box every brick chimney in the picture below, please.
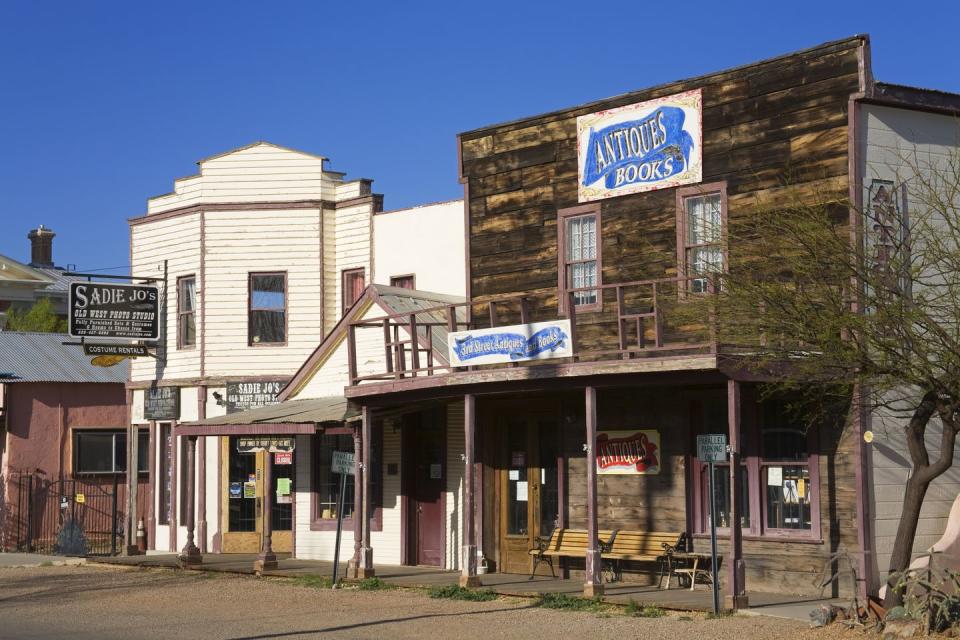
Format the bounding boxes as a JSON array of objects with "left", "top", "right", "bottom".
[{"left": 28, "top": 225, "right": 55, "bottom": 268}]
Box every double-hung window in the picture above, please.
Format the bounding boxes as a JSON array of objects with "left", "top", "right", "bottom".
[
  {"left": 177, "top": 275, "right": 196, "bottom": 349},
  {"left": 761, "top": 401, "right": 815, "bottom": 532},
  {"left": 312, "top": 428, "right": 382, "bottom": 530},
  {"left": 677, "top": 183, "right": 727, "bottom": 293},
  {"left": 558, "top": 204, "right": 601, "bottom": 311},
  {"left": 249, "top": 273, "right": 286, "bottom": 345}
]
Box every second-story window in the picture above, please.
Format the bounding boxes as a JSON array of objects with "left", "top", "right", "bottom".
[
  {"left": 677, "top": 183, "right": 727, "bottom": 293},
  {"left": 342, "top": 268, "right": 365, "bottom": 314},
  {"left": 177, "top": 276, "right": 196, "bottom": 349},
  {"left": 558, "top": 204, "right": 602, "bottom": 312},
  {"left": 389, "top": 274, "right": 415, "bottom": 290},
  {"left": 249, "top": 273, "right": 286, "bottom": 345}
]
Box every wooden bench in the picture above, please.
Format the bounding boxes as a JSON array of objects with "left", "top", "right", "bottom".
[{"left": 529, "top": 528, "right": 688, "bottom": 584}]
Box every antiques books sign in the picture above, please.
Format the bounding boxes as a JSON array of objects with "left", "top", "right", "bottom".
[
  {"left": 577, "top": 89, "right": 702, "bottom": 202},
  {"left": 69, "top": 282, "right": 160, "bottom": 340},
  {"left": 448, "top": 319, "right": 572, "bottom": 366},
  {"left": 226, "top": 381, "right": 283, "bottom": 414},
  {"left": 596, "top": 430, "right": 661, "bottom": 475}
]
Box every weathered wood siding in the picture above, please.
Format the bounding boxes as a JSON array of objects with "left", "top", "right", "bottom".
[
  {"left": 459, "top": 38, "right": 864, "bottom": 354},
  {"left": 862, "top": 105, "right": 960, "bottom": 586}
]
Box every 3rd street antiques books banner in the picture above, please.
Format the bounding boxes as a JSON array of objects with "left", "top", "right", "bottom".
[{"left": 448, "top": 319, "right": 572, "bottom": 366}]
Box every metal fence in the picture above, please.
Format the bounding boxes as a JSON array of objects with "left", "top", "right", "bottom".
[{"left": 9, "top": 474, "right": 124, "bottom": 556}]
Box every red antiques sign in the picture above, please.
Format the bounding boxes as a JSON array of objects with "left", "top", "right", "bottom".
[{"left": 596, "top": 430, "right": 661, "bottom": 475}]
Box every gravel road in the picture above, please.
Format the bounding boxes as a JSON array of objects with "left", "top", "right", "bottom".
[{"left": 0, "top": 565, "right": 864, "bottom": 640}]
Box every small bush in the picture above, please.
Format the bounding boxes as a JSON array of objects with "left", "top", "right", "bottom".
[
  {"left": 428, "top": 585, "right": 497, "bottom": 601},
  {"left": 536, "top": 593, "right": 605, "bottom": 612},
  {"left": 292, "top": 574, "right": 332, "bottom": 589},
  {"left": 357, "top": 577, "right": 393, "bottom": 591},
  {"left": 625, "top": 600, "right": 664, "bottom": 618},
  {"left": 38, "top": 561, "right": 54, "bottom": 567}
]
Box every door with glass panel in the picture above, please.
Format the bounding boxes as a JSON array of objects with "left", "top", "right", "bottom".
[
  {"left": 498, "top": 417, "right": 559, "bottom": 575},
  {"left": 220, "top": 437, "right": 294, "bottom": 553}
]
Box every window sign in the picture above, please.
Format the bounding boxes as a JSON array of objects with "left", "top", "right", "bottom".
[
  {"left": 597, "top": 430, "right": 661, "bottom": 475},
  {"left": 577, "top": 89, "right": 702, "bottom": 202},
  {"left": 236, "top": 437, "right": 295, "bottom": 454}
]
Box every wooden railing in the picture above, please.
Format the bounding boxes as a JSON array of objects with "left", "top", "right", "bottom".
[{"left": 346, "top": 275, "right": 717, "bottom": 386}]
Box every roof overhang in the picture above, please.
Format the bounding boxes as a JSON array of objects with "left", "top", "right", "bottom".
[{"left": 174, "top": 396, "right": 359, "bottom": 437}]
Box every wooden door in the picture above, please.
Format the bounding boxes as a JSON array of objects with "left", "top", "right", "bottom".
[
  {"left": 498, "top": 417, "right": 560, "bottom": 575},
  {"left": 404, "top": 415, "right": 445, "bottom": 566},
  {"left": 220, "top": 438, "right": 293, "bottom": 553}
]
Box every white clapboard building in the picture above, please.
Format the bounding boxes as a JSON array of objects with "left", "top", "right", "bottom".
[{"left": 129, "top": 141, "right": 464, "bottom": 556}]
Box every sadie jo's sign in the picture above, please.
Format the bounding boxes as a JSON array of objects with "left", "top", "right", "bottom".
[
  {"left": 596, "top": 430, "right": 661, "bottom": 475},
  {"left": 69, "top": 282, "right": 160, "bottom": 341},
  {"left": 577, "top": 89, "right": 702, "bottom": 203},
  {"left": 448, "top": 320, "right": 572, "bottom": 367}
]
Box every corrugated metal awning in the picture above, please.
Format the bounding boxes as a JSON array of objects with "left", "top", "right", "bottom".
[{"left": 175, "top": 396, "right": 359, "bottom": 436}]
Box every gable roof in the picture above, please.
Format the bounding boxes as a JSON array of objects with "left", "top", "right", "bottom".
[
  {"left": 196, "top": 141, "right": 328, "bottom": 165},
  {"left": 278, "top": 284, "right": 465, "bottom": 401},
  {"left": 0, "top": 331, "right": 129, "bottom": 383},
  {"left": 0, "top": 254, "right": 56, "bottom": 286}
]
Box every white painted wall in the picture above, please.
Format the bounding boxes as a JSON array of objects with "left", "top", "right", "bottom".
[
  {"left": 863, "top": 104, "right": 960, "bottom": 581},
  {"left": 373, "top": 200, "right": 466, "bottom": 297}
]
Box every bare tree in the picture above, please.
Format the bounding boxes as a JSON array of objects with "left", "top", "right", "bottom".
[{"left": 701, "top": 151, "right": 960, "bottom": 608}]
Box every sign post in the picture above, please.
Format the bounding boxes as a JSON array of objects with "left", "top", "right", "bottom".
[
  {"left": 696, "top": 433, "right": 727, "bottom": 614},
  {"left": 330, "top": 450, "right": 355, "bottom": 588}
]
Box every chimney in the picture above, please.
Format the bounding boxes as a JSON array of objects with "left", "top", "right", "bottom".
[{"left": 28, "top": 225, "right": 55, "bottom": 268}]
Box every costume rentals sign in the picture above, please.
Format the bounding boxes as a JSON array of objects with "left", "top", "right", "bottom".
[
  {"left": 448, "top": 320, "right": 572, "bottom": 367},
  {"left": 578, "top": 89, "right": 702, "bottom": 202},
  {"left": 595, "top": 430, "right": 661, "bottom": 475}
]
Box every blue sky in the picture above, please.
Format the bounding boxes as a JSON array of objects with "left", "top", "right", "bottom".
[{"left": 1, "top": 0, "right": 957, "bottom": 273}]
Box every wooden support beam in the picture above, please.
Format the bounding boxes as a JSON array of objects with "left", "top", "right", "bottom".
[
  {"left": 726, "top": 379, "right": 748, "bottom": 610},
  {"left": 460, "top": 394, "right": 480, "bottom": 587},
  {"left": 197, "top": 387, "right": 207, "bottom": 554},
  {"left": 350, "top": 425, "right": 363, "bottom": 578},
  {"left": 254, "top": 451, "right": 278, "bottom": 572},
  {"left": 179, "top": 435, "right": 201, "bottom": 567},
  {"left": 584, "top": 386, "right": 603, "bottom": 597},
  {"left": 360, "top": 406, "right": 375, "bottom": 577}
]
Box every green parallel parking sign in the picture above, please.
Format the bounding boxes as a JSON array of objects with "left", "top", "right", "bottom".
[{"left": 696, "top": 434, "right": 727, "bottom": 462}]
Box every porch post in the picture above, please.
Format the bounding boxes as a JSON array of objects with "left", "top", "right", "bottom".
[
  {"left": 197, "top": 387, "right": 207, "bottom": 554},
  {"left": 126, "top": 421, "right": 141, "bottom": 555},
  {"left": 726, "top": 379, "right": 748, "bottom": 610},
  {"left": 460, "top": 394, "right": 480, "bottom": 587},
  {"left": 179, "top": 435, "right": 201, "bottom": 566},
  {"left": 584, "top": 386, "right": 603, "bottom": 597},
  {"left": 255, "top": 451, "right": 278, "bottom": 572},
  {"left": 349, "top": 424, "right": 363, "bottom": 578},
  {"left": 359, "top": 406, "right": 375, "bottom": 577}
]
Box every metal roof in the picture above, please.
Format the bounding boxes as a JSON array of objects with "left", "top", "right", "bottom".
[
  {"left": 31, "top": 268, "right": 83, "bottom": 295},
  {"left": 373, "top": 284, "right": 466, "bottom": 363},
  {"left": 0, "top": 331, "right": 129, "bottom": 383},
  {"left": 176, "top": 397, "right": 358, "bottom": 436}
]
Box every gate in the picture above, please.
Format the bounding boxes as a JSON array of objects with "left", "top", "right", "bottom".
[{"left": 12, "top": 474, "right": 124, "bottom": 556}]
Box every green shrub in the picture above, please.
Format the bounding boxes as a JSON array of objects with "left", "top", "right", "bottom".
[
  {"left": 536, "top": 593, "right": 605, "bottom": 612},
  {"left": 357, "top": 577, "right": 393, "bottom": 591},
  {"left": 428, "top": 585, "right": 497, "bottom": 601}
]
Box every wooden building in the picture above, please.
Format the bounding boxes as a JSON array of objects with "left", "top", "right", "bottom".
[
  {"left": 328, "top": 36, "right": 960, "bottom": 606},
  {"left": 128, "top": 141, "right": 465, "bottom": 558}
]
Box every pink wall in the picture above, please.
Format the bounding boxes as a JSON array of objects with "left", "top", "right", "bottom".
[{"left": 5, "top": 382, "right": 127, "bottom": 478}]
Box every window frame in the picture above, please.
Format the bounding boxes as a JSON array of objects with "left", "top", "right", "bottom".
[
  {"left": 675, "top": 181, "right": 728, "bottom": 294},
  {"left": 72, "top": 429, "right": 148, "bottom": 476},
  {"left": 310, "top": 425, "right": 383, "bottom": 532},
  {"left": 158, "top": 423, "right": 172, "bottom": 525},
  {"left": 342, "top": 268, "right": 366, "bottom": 314},
  {"left": 389, "top": 274, "right": 416, "bottom": 290},
  {"left": 557, "top": 203, "right": 603, "bottom": 313},
  {"left": 176, "top": 274, "right": 197, "bottom": 350},
  {"left": 247, "top": 271, "right": 288, "bottom": 347},
  {"left": 688, "top": 393, "right": 822, "bottom": 543}
]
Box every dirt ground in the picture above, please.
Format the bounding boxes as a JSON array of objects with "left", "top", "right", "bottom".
[{"left": 0, "top": 565, "right": 866, "bottom": 640}]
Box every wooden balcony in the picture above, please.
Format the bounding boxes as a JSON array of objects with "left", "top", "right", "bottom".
[{"left": 346, "top": 275, "right": 718, "bottom": 389}]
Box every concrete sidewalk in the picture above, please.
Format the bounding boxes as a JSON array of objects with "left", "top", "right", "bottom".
[{"left": 0, "top": 552, "right": 86, "bottom": 568}]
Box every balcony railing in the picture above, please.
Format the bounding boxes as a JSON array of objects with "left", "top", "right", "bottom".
[{"left": 346, "top": 275, "right": 717, "bottom": 386}]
